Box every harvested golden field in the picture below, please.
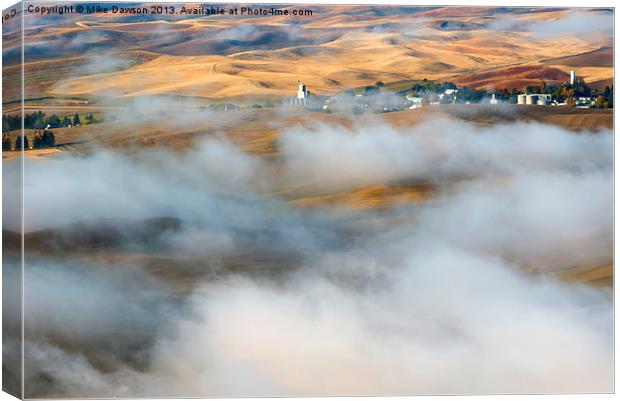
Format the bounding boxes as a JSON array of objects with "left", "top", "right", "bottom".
[
  {"left": 290, "top": 184, "right": 434, "bottom": 209},
  {"left": 4, "top": 105, "right": 611, "bottom": 158},
  {"left": 3, "top": 7, "right": 612, "bottom": 102},
  {"left": 552, "top": 264, "right": 613, "bottom": 288}
]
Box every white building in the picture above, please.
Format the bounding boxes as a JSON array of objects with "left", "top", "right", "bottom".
[
  {"left": 406, "top": 96, "right": 423, "bottom": 109},
  {"left": 570, "top": 70, "right": 576, "bottom": 85},
  {"left": 520, "top": 94, "right": 551, "bottom": 105},
  {"left": 526, "top": 94, "right": 536, "bottom": 105},
  {"left": 489, "top": 94, "right": 498, "bottom": 105},
  {"left": 295, "top": 80, "right": 310, "bottom": 106}
]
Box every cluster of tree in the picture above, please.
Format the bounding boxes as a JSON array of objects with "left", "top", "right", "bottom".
[
  {"left": 364, "top": 85, "right": 381, "bottom": 96},
  {"left": 411, "top": 80, "right": 457, "bottom": 95},
  {"left": 13, "top": 135, "right": 28, "bottom": 150},
  {"left": 356, "top": 81, "right": 383, "bottom": 96},
  {"left": 490, "top": 88, "right": 520, "bottom": 102},
  {"left": 2, "top": 112, "right": 89, "bottom": 132},
  {"left": 2, "top": 130, "right": 56, "bottom": 151},
  {"left": 2, "top": 134, "right": 12, "bottom": 151},
  {"left": 521, "top": 81, "right": 583, "bottom": 103},
  {"left": 1, "top": 134, "right": 29, "bottom": 151},
  {"left": 408, "top": 80, "right": 486, "bottom": 103},
  {"left": 593, "top": 86, "right": 613, "bottom": 109},
  {"left": 454, "top": 86, "right": 487, "bottom": 103},
  {"left": 24, "top": 111, "right": 77, "bottom": 130},
  {"left": 32, "top": 130, "right": 56, "bottom": 148},
  {"left": 2, "top": 114, "right": 21, "bottom": 132}
]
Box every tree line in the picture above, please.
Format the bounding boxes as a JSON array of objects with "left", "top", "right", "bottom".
[
  {"left": 2, "top": 111, "right": 99, "bottom": 133},
  {"left": 399, "top": 79, "right": 484, "bottom": 103},
  {"left": 3, "top": 130, "right": 56, "bottom": 151}
]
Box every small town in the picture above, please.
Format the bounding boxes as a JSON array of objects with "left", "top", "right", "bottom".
[
  {"left": 288, "top": 70, "right": 613, "bottom": 114},
  {"left": 2, "top": 69, "right": 613, "bottom": 151}
]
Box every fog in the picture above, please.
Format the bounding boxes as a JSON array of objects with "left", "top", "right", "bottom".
[
  {"left": 489, "top": 10, "right": 613, "bottom": 38},
  {"left": 76, "top": 51, "right": 134, "bottom": 76},
  {"left": 280, "top": 118, "right": 612, "bottom": 190},
  {"left": 412, "top": 171, "right": 612, "bottom": 269},
  {"left": 8, "top": 139, "right": 265, "bottom": 232},
  {"left": 214, "top": 25, "right": 261, "bottom": 40},
  {"left": 4, "top": 115, "right": 613, "bottom": 397},
  {"left": 530, "top": 10, "right": 613, "bottom": 37},
  {"left": 147, "top": 250, "right": 611, "bottom": 396}
]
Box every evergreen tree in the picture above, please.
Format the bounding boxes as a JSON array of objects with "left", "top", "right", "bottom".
[
  {"left": 364, "top": 85, "right": 380, "bottom": 96},
  {"left": 9, "top": 115, "right": 21, "bottom": 131},
  {"left": 594, "top": 96, "right": 609, "bottom": 109},
  {"left": 2, "top": 134, "right": 12, "bottom": 151},
  {"left": 604, "top": 85, "right": 613, "bottom": 108},
  {"left": 15, "top": 135, "right": 28, "bottom": 150},
  {"left": 32, "top": 130, "right": 55, "bottom": 149},
  {"left": 32, "top": 112, "right": 45, "bottom": 129},
  {"left": 45, "top": 114, "right": 61, "bottom": 128}
]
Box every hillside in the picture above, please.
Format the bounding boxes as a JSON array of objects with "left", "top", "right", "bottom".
[{"left": 3, "top": 6, "right": 613, "bottom": 101}]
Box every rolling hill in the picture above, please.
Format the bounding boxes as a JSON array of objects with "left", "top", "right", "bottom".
[{"left": 2, "top": 6, "right": 613, "bottom": 101}]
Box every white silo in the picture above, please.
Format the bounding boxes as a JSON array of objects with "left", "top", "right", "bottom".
[
  {"left": 296, "top": 80, "right": 310, "bottom": 106},
  {"left": 517, "top": 94, "right": 526, "bottom": 105},
  {"left": 525, "top": 94, "right": 537, "bottom": 105}
]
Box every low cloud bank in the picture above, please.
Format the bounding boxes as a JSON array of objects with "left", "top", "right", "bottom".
[
  {"left": 410, "top": 170, "right": 613, "bottom": 269},
  {"left": 279, "top": 118, "right": 612, "bottom": 191},
  {"left": 489, "top": 10, "right": 613, "bottom": 38},
  {"left": 7, "top": 138, "right": 268, "bottom": 232},
  {"left": 530, "top": 10, "right": 613, "bottom": 38},
  {"left": 16, "top": 246, "right": 612, "bottom": 396},
  {"left": 4, "top": 117, "right": 613, "bottom": 397},
  {"left": 147, "top": 249, "right": 612, "bottom": 396}
]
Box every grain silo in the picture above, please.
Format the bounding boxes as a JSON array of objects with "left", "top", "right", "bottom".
[{"left": 525, "top": 94, "right": 538, "bottom": 105}]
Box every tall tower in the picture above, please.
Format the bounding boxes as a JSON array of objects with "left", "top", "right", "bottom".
[
  {"left": 296, "top": 80, "right": 309, "bottom": 106},
  {"left": 570, "top": 70, "right": 576, "bottom": 85}
]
